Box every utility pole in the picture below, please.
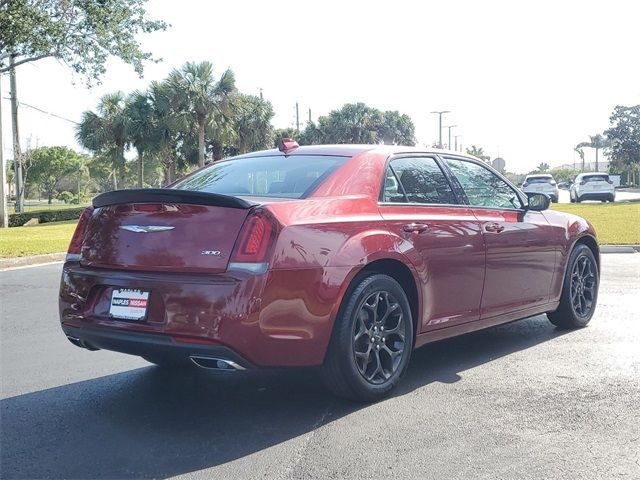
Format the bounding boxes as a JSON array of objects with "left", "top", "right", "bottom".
[
  {"left": 444, "top": 125, "right": 457, "bottom": 150},
  {"left": 0, "top": 74, "right": 8, "bottom": 227},
  {"left": 454, "top": 134, "right": 462, "bottom": 152},
  {"left": 258, "top": 87, "right": 263, "bottom": 99},
  {"left": 9, "top": 55, "right": 24, "bottom": 213},
  {"left": 308, "top": 108, "right": 311, "bottom": 124},
  {"left": 430, "top": 110, "right": 450, "bottom": 148},
  {"left": 295, "top": 102, "right": 300, "bottom": 132}
]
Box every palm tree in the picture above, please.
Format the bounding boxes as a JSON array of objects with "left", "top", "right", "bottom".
[
  {"left": 166, "top": 61, "right": 236, "bottom": 167},
  {"left": 575, "top": 144, "right": 587, "bottom": 172},
  {"left": 578, "top": 134, "right": 611, "bottom": 172},
  {"left": 76, "top": 92, "right": 128, "bottom": 190},
  {"left": 125, "top": 90, "right": 155, "bottom": 187},
  {"left": 233, "top": 94, "right": 275, "bottom": 154}
]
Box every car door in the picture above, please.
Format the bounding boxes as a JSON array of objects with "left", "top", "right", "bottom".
[
  {"left": 442, "top": 156, "right": 558, "bottom": 318},
  {"left": 378, "top": 155, "right": 485, "bottom": 332}
]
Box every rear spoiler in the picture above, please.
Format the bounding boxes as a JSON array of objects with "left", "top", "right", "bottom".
[{"left": 92, "top": 189, "right": 256, "bottom": 209}]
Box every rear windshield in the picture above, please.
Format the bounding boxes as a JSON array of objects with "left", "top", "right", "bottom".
[
  {"left": 582, "top": 174, "right": 609, "bottom": 183},
  {"left": 172, "top": 155, "right": 348, "bottom": 198},
  {"left": 526, "top": 177, "right": 553, "bottom": 184}
]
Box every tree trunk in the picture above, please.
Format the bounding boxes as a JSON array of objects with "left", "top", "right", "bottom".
[
  {"left": 137, "top": 149, "right": 144, "bottom": 187},
  {"left": 595, "top": 148, "right": 599, "bottom": 172},
  {"left": 198, "top": 120, "right": 205, "bottom": 167},
  {"left": 112, "top": 168, "right": 118, "bottom": 190}
]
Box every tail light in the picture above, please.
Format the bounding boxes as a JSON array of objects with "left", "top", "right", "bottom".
[
  {"left": 66, "top": 207, "right": 94, "bottom": 261},
  {"left": 228, "top": 212, "right": 275, "bottom": 274}
]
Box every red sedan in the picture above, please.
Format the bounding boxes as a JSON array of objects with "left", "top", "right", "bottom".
[{"left": 59, "top": 141, "right": 600, "bottom": 401}]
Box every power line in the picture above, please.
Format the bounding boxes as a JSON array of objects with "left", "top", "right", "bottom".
[{"left": 2, "top": 96, "right": 77, "bottom": 124}]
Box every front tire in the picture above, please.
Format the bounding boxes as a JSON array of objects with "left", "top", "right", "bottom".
[
  {"left": 321, "top": 274, "right": 414, "bottom": 402},
  {"left": 547, "top": 244, "right": 598, "bottom": 329}
]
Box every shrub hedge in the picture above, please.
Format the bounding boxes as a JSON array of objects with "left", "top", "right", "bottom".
[{"left": 9, "top": 206, "right": 86, "bottom": 227}]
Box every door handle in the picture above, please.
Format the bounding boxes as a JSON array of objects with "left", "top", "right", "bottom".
[
  {"left": 484, "top": 222, "right": 505, "bottom": 233},
  {"left": 403, "top": 223, "right": 429, "bottom": 233}
]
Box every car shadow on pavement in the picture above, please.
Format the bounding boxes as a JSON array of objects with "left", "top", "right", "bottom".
[{"left": 1, "top": 315, "right": 569, "bottom": 479}]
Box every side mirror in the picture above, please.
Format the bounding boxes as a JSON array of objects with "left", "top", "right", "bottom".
[{"left": 526, "top": 192, "right": 551, "bottom": 211}]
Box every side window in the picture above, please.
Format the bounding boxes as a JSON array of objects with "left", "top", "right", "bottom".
[
  {"left": 386, "top": 157, "right": 456, "bottom": 204},
  {"left": 444, "top": 158, "right": 522, "bottom": 209},
  {"left": 382, "top": 168, "right": 406, "bottom": 203}
]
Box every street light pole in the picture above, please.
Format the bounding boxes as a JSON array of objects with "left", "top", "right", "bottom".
[
  {"left": 0, "top": 74, "right": 8, "bottom": 228},
  {"left": 444, "top": 125, "right": 457, "bottom": 150},
  {"left": 454, "top": 134, "right": 462, "bottom": 152},
  {"left": 430, "top": 110, "right": 450, "bottom": 148}
]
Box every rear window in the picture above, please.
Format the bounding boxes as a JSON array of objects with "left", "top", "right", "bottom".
[
  {"left": 582, "top": 174, "right": 609, "bottom": 183},
  {"left": 526, "top": 177, "right": 553, "bottom": 184},
  {"left": 172, "top": 155, "right": 348, "bottom": 198}
]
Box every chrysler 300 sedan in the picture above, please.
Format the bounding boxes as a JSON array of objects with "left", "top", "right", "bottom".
[{"left": 59, "top": 141, "right": 600, "bottom": 401}]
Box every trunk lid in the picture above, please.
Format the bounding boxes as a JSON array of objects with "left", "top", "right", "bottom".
[{"left": 81, "top": 189, "right": 255, "bottom": 273}]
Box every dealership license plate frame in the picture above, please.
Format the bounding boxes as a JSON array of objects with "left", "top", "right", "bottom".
[{"left": 109, "top": 288, "right": 150, "bottom": 321}]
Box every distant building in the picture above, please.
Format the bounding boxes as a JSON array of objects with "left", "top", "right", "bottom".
[{"left": 555, "top": 161, "right": 610, "bottom": 172}]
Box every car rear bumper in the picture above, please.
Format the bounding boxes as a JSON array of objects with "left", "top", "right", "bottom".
[
  {"left": 577, "top": 192, "right": 614, "bottom": 200},
  {"left": 59, "top": 262, "right": 351, "bottom": 367},
  {"left": 62, "top": 323, "right": 253, "bottom": 369}
]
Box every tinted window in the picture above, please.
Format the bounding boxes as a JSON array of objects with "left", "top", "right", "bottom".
[
  {"left": 386, "top": 157, "right": 456, "bottom": 204},
  {"left": 382, "top": 167, "right": 406, "bottom": 203},
  {"left": 445, "top": 158, "right": 522, "bottom": 209},
  {"left": 172, "top": 155, "right": 347, "bottom": 198},
  {"left": 526, "top": 177, "right": 553, "bottom": 184},
  {"left": 582, "top": 174, "right": 609, "bottom": 183}
]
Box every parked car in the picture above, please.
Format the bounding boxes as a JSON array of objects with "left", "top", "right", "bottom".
[
  {"left": 59, "top": 142, "right": 600, "bottom": 401},
  {"left": 570, "top": 173, "right": 615, "bottom": 203},
  {"left": 521, "top": 174, "right": 559, "bottom": 202}
]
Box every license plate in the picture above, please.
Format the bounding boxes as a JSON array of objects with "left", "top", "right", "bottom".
[{"left": 109, "top": 288, "right": 150, "bottom": 321}]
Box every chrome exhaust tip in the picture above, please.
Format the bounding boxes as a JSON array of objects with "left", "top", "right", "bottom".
[{"left": 189, "top": 356, "right": 246, "bottom": 371}]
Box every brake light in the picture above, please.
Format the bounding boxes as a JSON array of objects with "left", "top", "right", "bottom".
[
  {"left": 229, "top": 213, "right": 275, "bottom": 273},
  {"left": 66, "top": 207, "right": 94, "bottom": 260}
]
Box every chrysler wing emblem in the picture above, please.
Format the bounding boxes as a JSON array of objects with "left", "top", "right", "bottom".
[{"left": 119, "top": 225, "right": 175, "bottom": 233}]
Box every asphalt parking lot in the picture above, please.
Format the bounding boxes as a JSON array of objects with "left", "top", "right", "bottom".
[{"left": 1, "top": 255, "right": 639, "bottom": 480}]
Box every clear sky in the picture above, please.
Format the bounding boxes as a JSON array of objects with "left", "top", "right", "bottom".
[{"left": 1, "top": 0, "right": 639, "bottom": 173}]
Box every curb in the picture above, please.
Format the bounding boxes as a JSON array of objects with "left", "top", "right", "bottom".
[
  {"left": 0, "top": 252, "right": 66, "bottom": 270},
  {"left": 600, "top": 245, "right": 640, "bottom": 254}
]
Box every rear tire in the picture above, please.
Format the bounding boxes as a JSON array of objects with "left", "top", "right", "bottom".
[
  {"left": 321, "top": 274, "right": 414, "bottom": 402},
  {"left": 547, "top": 244, "right": 598, "bottom": 329}
]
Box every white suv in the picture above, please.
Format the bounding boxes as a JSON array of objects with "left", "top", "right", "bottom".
[
  {"left": 522, "top": 174, "right": 559, "bottom": 203},
  {"left": 570, "top": 173, "right": 615, "bottom": 203}
]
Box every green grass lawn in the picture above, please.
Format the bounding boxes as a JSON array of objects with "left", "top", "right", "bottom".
[
  {"left": 10, "top": 202, "right": 91, "bottom": 214},
  {"left": 1, "top": 202, "right": 638, "bottom": 258},
  {"left": 0, "top": 220, "right": 78, "bottom": 258},
  {"left": 550, "top": 202, "right": 640, "bottom": 245}
]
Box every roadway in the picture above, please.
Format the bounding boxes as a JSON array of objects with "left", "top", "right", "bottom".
[{"left": 1, "top": 256, "right": 639, "bottom": 479}]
